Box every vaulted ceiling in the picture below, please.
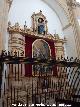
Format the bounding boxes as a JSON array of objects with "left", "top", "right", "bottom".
[{"left": 42, "top": 0, "right": 70, "bottom": 30}]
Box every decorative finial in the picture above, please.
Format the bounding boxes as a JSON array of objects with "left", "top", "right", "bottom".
[
  {"left": 15, "top": 22, "right": 19, "bottom": 27},
  {"left": 24, "top": 21, "right": 27, "bottom": 30},
  {"left": 8, "top": 21, "right": 11, "bottom": 27},
  {"left": 25, "top": 21, "right": 26, "bottom": 26},
  {"left": 40, "top": 10, "right": 42, "bottom": 13}
]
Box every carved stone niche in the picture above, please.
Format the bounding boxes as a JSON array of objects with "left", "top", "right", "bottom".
[{"left": 31, "top": 10, "right": 48, "bottom": 35}]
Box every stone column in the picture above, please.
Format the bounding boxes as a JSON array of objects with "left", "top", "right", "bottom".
[
  {"left": 0, "top": 1, "right": 13, "bottom": 107},
  {"left": 0, "top": 0, "right": 13, "bottom": 53}
]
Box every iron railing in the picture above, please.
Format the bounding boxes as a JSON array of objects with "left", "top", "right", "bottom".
[{"left": 0, "top": 51, "right": 80, "bottom": 107}]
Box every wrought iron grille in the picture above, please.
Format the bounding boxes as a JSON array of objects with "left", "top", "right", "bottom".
[{"left": 0, "top": 50, "right": 80, "bottom": 107}]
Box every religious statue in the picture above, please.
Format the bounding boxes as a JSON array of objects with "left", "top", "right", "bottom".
[
  {"left": 31, "top": 10, "right": 48, "bottom": 35},
  {"left": 38, "top": 18, "right": 45, "bottom": 34}
]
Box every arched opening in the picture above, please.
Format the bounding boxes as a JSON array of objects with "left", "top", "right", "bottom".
[
  {"left": 25, "top": 35, "right": 56, "bottom": 76},
  {"left": 32, "top": 39, "right": 52, "bottom": 75},
  {"left": 32, "top": 39, "right": 51, "bottom": 59}
]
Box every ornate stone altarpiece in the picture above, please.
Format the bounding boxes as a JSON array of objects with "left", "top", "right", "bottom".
[{"left": 8, "top": 10, "right": 66, "bottom": 58}]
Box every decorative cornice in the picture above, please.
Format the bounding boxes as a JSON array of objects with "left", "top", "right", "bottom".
[{"left": 8, "top": 22, "right": 65, "bottom": 43}]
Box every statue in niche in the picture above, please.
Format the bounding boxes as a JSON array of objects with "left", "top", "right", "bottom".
[
  {"left": 38, "top": 18, "right": 45, "bottom": 34},
  {"left": 31, "top": 10, "right": 48, "bottom": 35}
]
